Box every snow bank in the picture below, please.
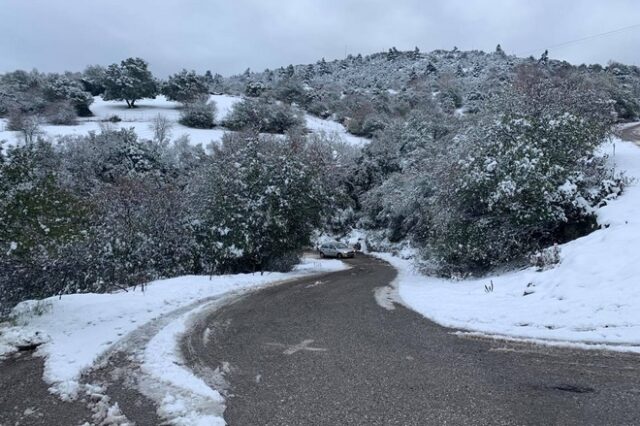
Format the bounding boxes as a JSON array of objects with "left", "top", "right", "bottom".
[
  {"left": 378, "top": 139, "right": 640, "bottom": 352},
  {"left": 1, "top": 257, "right": 347, "bottom": 401}
]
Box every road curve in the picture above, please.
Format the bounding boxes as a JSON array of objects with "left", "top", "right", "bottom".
[
  {"left": 619, "top": 123, "right": 640, "bottom": 145},
  {"left": 182, "top": 255, "right": 640, "bottom": 425}
]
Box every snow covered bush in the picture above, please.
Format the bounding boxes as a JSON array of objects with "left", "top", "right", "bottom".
[
  {"left": 44, "top": 100, "right": 77, "bottom": 125},
  {"left": 179, "top": 97, "right": 216, "bottom": 129},
  {"left": 429, "top": 108, "right": 617, "bottom": 273},
  {"left": 0, "top": 141, "right": 89, "bottom": 314},
  {"left": 6, "top": 110, "right": 43, "bottom": 143},
  {"left": 86, "top": 178, "right": 198, "bottom": 289},
  {"left": 245, "top": 81, "right": 266, "bottom": 97},
  {"left": 223, "top": 98, "right": 305, "bottom": 133},
  {"left": 42, "top": 74, "right": 94, "bottom": 117},
  {"left": 529, "top": 244, "right": 561, "bottom": 271},
  {"left": 191, "top": 132, "right": 329, "bottom": 273}
]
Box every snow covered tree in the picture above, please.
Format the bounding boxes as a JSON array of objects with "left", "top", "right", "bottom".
[
  {"left": 317, "top": 58, "right": 331, "bottom": 75},
  {"left": 245, "top": 81, "right": 266, "bottom": 97},
  {"left": 161, "top": 69, "right": 209, "bottom": 103},
  {"left": 43, "top": 74, "right": 94, "bottom": 117},
  {"left": 102, "top": 57, "right": 158, "bottom": 108},
  {"left": 81, "top": 65, "right": 107, "bottom": 96}
]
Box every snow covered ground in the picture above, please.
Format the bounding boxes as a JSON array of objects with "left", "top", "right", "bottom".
[
  {"left": 304, "top": 114, "right": 369, "bottom": 147},
  {"left": 0, "top": 94, "right": 369, "bottom": 148},
  {"left": 377, "top": 138, "right": 640, "bottom": 352},
  {"left": 0, "top": 257, "right": 347, "bottom": 425}
]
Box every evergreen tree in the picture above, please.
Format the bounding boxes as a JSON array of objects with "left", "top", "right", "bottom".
[
  {"left": 102, "top": 57, "right": 158, "bottom": 108},
  {"left": 161, "top": 69, "right": 209, "bottom": 103}
]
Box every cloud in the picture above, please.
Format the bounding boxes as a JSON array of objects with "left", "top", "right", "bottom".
[{"left": 0, "top": 0, "right": 638, "bottom": 77}]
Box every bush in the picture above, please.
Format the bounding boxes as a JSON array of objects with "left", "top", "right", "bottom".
[
  {"left": 6, "top": 109, "right": 27, "bottom": 131},
  {"left": 430, "top": 112, "right": 617, "bottom": 274},
  {"left": 44, "top": 101, "right": 77, "bottom": 125},
  {"left": 264, "top": 252, "right": 301, "bottom": 273},
  {"left": 223, "top": 98, "right": 304, "bottom": 133},
  {"left": 193, "top": 133, "right": 329, "bottom": 273},
  {"left": 103, "top": 114, "right": 122, "bottom": 123},
  {"left": 179, "top": 98, "right": 216, "bottom": 129},
  {"left": 529, "top": 244, "right": 561, "bottom": 271},
  {"left": 0, "top": 141, "right": 89, "bottom": 313}
]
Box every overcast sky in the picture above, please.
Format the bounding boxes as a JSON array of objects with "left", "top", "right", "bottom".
[{"left": 1, "top": 0, "right": 639, "bottom": 77}]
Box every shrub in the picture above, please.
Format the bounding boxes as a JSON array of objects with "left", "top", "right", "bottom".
[
  {"left": 430, "top": 112, "right": 616, "bottom": 274},
  {"left": 44, "top": 101, "right": 77, "bottom": 125},
  {"left": 264, "top": 252, "right": 301, "bottom": 273},
  {"left": 223, "top": 98, "right": 304, "bottom": 133},
  {"left": 6, "top": 109, "right": 27, "bottom": 131},
  {"left": 103, "top": 114, "right": 122, "bottom": 123},
  {"left": 179, "top": 98, "right": 216, "bottom": 129},
  {"left": 530, "top": 244, "right": 561, "bottom": 271},
  {"left": 193, "top": 133, "right": 329, "bottom": 273}
]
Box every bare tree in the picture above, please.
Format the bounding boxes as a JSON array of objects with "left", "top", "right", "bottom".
[
  {"left": 21, "top": 115, "right": 43, "bottom": 144},
  {"left": 149, "top": 114, "right": 173, "bottom": 145}
]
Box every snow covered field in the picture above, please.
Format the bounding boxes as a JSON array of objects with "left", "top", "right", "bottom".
[
  {"left": 0, "top": 257, "right": 347, "bottom": 425},
  {"left": 0, "top": 94, "right": 369, "bottom": 148},
  {"left": 378, "top": 138, "right": 640, "bottom": 352}
]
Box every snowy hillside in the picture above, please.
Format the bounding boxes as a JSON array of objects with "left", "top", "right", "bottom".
[{"left": 378, "top": 138, "right": 640, "bottom": 351}]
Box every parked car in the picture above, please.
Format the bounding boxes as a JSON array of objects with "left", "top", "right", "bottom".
[{"left": 318, "top": 242, "right": 355, "bottom": 259}]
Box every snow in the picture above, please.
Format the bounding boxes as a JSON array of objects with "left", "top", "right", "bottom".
[
  {"left": 0, "top": 95, "right": 238, "bottom": 148},
  {"left": 0, "top": 257, "right": 347, "bottom": 424},
  {"left": 142, "top": 302, "right": 227, "bottom": 426},
  {"left": 0, "top": 95, "right": 369, "bottom": 148},
  {"left": 375, "top": 139, "right": 640, "bottom": 352},
  {"left": 305, "top": 114, "right": 369, "bottom": 147}
]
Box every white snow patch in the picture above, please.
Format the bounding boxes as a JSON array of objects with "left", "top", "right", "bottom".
[
  {"left": 140, "top": 302, "right": 227, "bottom": 426},
  {"left": 374, "top": 286, "right": 398, "bottom": 311},
  {"left": 0, "top": 325, "right": 50, "bottom": 359},
  {"left": 375, "top": 139, "right": 640, "bottom": 352},
  {"left": 304, "top": 114, "right": 369, "bottom": 147}
]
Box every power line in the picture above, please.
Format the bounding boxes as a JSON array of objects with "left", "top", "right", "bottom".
[{"left": 520, "top": 23, "right": 640, "bottom": 57}]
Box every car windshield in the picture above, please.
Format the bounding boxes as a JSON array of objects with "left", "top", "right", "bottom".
[{"left": 335, "top": 243, "right": 348, "bottom": 249}]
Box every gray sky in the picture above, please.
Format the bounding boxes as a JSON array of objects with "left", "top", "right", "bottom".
[{"left": 1, "top": 0, "right": 639, "bottom": 77}]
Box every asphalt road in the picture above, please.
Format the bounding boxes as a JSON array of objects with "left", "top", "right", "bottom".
[
  {"left": 183, "top": 255, "right": 640, "bottom": 426},
  {"left": 0, "top": 353, "right": 93, "bottom": 426},
  {"left": 619, "top": 123, "right": 640, "bottom": 145}
]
